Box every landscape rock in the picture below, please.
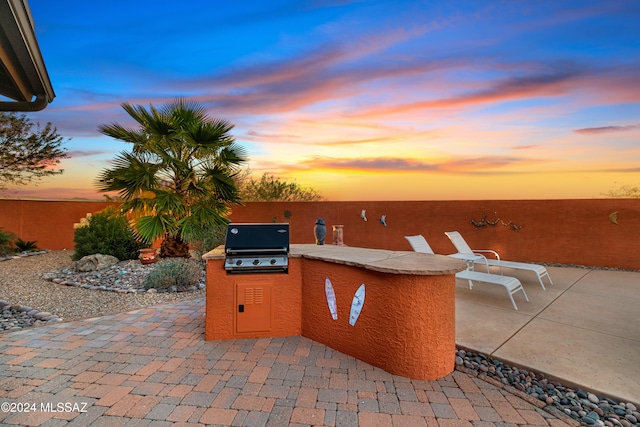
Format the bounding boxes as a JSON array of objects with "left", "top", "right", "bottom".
[
  {"left": 76, "top": 254, "right": 120, "bottom": 272},
  {"left": 455, "top": 349, "right": 639, "bottom": 427}
]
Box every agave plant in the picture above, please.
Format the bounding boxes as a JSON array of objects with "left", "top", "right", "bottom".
[
  {"left": 95, "top": 98, "right": 247, "bottom": 258},
  {"left": 13, "top": 238, "right": 38, "bottom": 253}
]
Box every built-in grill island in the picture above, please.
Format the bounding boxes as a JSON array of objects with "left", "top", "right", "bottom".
[
  {"left": 205, "top": 238, "right": 464, "bottom": 381},
  {"left": 224, "top": 223, "right": 289, "bottom": 274}
]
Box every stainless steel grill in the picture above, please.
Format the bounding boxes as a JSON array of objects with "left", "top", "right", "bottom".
[{"left": 224, "top": 223, "right": 289, "bottom": 274}]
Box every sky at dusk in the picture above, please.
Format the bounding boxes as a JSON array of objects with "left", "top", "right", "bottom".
[{"left": 3, "top": 0, "right": 640, "bottom": 201}]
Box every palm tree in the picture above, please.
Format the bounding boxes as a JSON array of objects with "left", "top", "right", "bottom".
[{"left": 96, "top": 98, "right": 246, "bottom": 258}]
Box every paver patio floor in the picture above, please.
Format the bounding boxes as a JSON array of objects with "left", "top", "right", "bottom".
[{"left": 0, "top": 298, "right": 577, "bottom": 426}]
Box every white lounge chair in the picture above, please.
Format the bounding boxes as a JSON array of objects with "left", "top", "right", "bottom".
[
  {"left": 455, "top": 269, "right": 529, "bottom": 310},
  {"left": 444, "top": 231, "right": 553, "bottom": 290},
  {"left": 404, "top": 235, "right": 435, "bottom": 254},
  {"left": 405, "top": 235, "right": 529, "bottom": 310},
  {"left": 405, "top": 234, "right": 488, "bottom": 270}
]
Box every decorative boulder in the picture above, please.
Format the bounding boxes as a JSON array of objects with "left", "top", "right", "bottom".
[{"left": 76, "top": 254, "right": 119, "bottom": 272}]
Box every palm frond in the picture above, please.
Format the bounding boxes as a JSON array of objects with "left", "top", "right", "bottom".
[
  {"left": 153, "top": 190, "right": 187, "bottom": 217},
  {"left": 97, "top": 123, "right": 148, "bottom": 145},
  {"left": 94, "top": 151, "right": 160, "bottom": 198},
  {"left": 96, "top": 98, "right": 245, "bottom": 243},
  {"left": 131, "top": 214, "right": 178, "bottom": 244}
]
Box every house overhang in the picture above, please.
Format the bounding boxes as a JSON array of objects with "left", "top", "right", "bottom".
[{"left": 0, "top": 0, "right": 54, "bottom": 111}]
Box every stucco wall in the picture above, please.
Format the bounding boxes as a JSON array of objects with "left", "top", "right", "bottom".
[
  {"left": 204, "top": 255, "right": 456, "bottom": 380},
  {"left": 228, "top": 199, "right": 640, "bottom": 270},
  {"left": 300, "top": 258, "right": 455, "bottom": 380},
  {"left": 0, "top": 200, "right": 117, "bottom": 250},
  {"left": 1, "top": 198, "right": 638, "bottom": 269}
]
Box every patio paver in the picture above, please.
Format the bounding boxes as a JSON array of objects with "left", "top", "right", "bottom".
[{"left": 0, "top": 298, "right": 580, "bottom": 426}]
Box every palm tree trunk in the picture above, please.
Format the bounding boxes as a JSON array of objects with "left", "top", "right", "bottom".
[{"left": 160, "top": 233, "right": 190, "bottom": 258}]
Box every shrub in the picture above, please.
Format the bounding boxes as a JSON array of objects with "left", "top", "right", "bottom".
[
  {"left": 0, "top": 227, "right": 15, "bottom": 255},
  {"left": 182, "top": 224, "right": 227, "bottom": 258},
  {"left": 13, "top": 238, "right": 38, "bottom": 252},
  {"left": 73, "top": 206, "right": 145, "bottom": 261},
  {"left": 143, "top": 259, "right": 203, "bottom": 291}
]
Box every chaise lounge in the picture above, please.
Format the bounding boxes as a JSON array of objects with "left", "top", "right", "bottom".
[
  {"left": 444, "top": 231, "right": 553, "bottom": 290},
  {"left": 404, "top": 235, "right": 529, "bottom": 310}
]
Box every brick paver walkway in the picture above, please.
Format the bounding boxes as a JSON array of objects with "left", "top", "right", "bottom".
[{"left": 0, "top": 298, "right": 577, "bottom": 426}]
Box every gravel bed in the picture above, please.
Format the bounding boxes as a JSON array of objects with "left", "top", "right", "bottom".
[
  {"left": 0, "top": 250, "right": 204, "bottom": 326},
  {"left": 455, "top": 350, "right": 639, "bottom": 427}
]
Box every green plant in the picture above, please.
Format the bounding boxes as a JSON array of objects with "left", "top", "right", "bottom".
[
  {"left": 602, "top": 183, "right": 640, "bottom": 198},
  {"left": 95, "top": 98, "right": 246, "bottom": 258},
  {"left": 182, "top": 224, "right": 227, "bottom": 258},
  {"left": 143, "top": 259, "right": 203, "bottom": 291},
  {"left": 0, "top": 112, "right": 70, "bottom": 189},
  {"left": 13, "top": 238, "right": 38, "bottom": 252},
  {"left": 73, "top": 206, "right": 145, "bottom": 261},
  {"left": 238, "top": 172, "right": 323, "bottom": 202},
  {"left": 0, "top": 227, "right": 15, "bottom": 255}
]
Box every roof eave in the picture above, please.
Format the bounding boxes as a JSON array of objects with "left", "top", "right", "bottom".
[{"left": 0, "top": 0, "right": 55, "bottom": 111}]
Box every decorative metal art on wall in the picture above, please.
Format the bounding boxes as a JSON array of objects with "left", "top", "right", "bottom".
[{"left": 470, "top": 212, "right": 523, "bottom": 231}]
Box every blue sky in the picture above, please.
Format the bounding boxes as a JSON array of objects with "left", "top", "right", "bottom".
[{"left": 5, "top": 0, "right": 640, "bottom": 200}]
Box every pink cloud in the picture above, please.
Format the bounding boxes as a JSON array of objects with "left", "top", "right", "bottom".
[
  {"left": 354, "top": 66, "right": 582, "bottom": 117},
  {"left": 66, "top": 150, "right": 113, "bottom": 158},
  {"left": 574, "top": 124, "right": 640, "bottom": 135},
  {"left": 296, "top": 155, "right": 544, "bottom": 174},
  {"left": 511, "top": 145, "right": 540, "bottom": 150},
  {"left": 0, "top": 187, "right": 105, "bottom": 200}
]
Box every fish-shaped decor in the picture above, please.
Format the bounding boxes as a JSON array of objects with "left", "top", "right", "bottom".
[
  {"left": 325, "top": 277, "right": 338, "bottom": 320},
  {"left": 349, "top": 284, "right": 365, "bottom": 326}
]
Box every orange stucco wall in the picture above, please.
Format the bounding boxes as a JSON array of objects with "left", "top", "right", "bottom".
[
  {"left": 205, "top": 258, "right": 302, "bottom": 340},
  {"left": 0, "top": 199, "right": 117, "bottom": 250},
  {"left": 228, "top": 199, "right": 640, "bottom": 270},
  {"left": 1, "top": 198, "right": 638, "bottom": 270},
  {"left": 205, "top": 256, "right": 456, "bottom": 380},
  {"left": 300, "top": 259, "right": 455, "bottom": 380}
]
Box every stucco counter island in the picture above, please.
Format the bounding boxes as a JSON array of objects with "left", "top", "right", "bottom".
[{"left": 203, "top": 244, "right": 466, "bottom": 380}]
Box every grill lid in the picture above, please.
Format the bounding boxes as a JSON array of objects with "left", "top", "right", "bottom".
[{"left": 224, "top": 223, "right": 290, "bottom": 254}]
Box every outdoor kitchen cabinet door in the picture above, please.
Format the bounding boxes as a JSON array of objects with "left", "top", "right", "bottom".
[{"left": 235, "top": 281, "right": 272, "bottom": 333}]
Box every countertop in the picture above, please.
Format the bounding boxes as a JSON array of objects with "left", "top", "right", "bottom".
[{"left": 203, "top": 244, "right": 465, "bottom": 276}]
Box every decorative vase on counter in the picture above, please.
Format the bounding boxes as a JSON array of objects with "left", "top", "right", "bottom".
[
  {"left": 332, "top": 225, "right": 345, "bottom": 246},
  {"left": 314, "top": 218, "right": 326, "bottom": 245}
]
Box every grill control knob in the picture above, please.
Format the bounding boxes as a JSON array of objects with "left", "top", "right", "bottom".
[
  {"left": 270, "top": 259, "right": 277, "bottom": 265},
  {"left": 236, "top": 259, "right": 243, "bottom": 266},
  {"left": 253, "top": 259, "right": 260, "bottom": 265}
]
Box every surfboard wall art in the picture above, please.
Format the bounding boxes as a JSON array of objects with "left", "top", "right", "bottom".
[
  {"left": 325, "top": 277, "right": 338, "bottom": 320},
  {"left": 349, "top": 284, "right": 365, "bottom": 326}
]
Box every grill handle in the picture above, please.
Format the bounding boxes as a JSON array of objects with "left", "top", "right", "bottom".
[{"left": 225, "top": 247, "right": 288, "bottom": 254}]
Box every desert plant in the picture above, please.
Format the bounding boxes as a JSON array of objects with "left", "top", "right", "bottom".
[
  {"left": 13, "top": 238, "right": 38, "bottom": 252},
  {"left": 238, "top": 171, "right": 323, "bottom": 202},
  {"left": 0, "top": 112, "right": 70, "bottom": 190},
  {"left": 182, "top": 224, "right": 227, "bottom": 258},
  {"left": 0, "top": 227, "right": 15, "bottom": 255},
  {"left": 96, "top": 98, "right": 246, "bottom": 258},
  {"left": 73, "top": 206, "right": 145, "bottom": 261},
  {"left": 143, "top": 259, "right": 203, "bottom": 291}
]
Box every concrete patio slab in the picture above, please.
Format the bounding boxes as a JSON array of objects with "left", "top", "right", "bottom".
[
  {"left": 493, "top": 317, "right": 640, "bottom": 405},
  {"left": 455, "top": 265, "right": 640, "bottom": 406},
  {"left": 538, "top": 287, "right": 639, "bottom": 340},
  {"left": 455, "top": 298, "right": 531, "bottom": 354}
]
